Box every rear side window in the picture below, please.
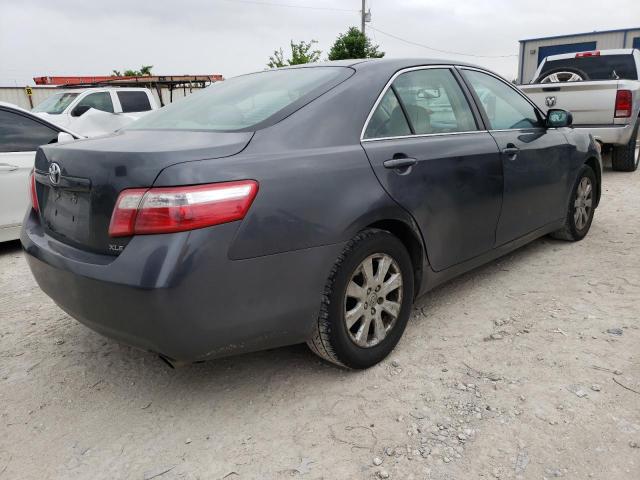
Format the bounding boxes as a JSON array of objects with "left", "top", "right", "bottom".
[
  {"left": 363, "top": 89, "right": 411, "bottom": 139},
  {"left": 128, "top": 67, "right": 352, "bottom": 132},
  {"left": 118, "top": 91, "right": 152, "bottom": 112},
  {"left": 537, "top": 55, "right": 638, "bottom": 82},
  {"left": 392, "top": 69, "right": 477, "bottom": 135},
  {"left": 76, "top": 92, "right": 114, "bottom": 113},
  {"left": 0, "top": 110, "right": 58, "bottom": 152}
]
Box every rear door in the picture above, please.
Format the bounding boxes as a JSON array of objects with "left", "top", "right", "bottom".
[
  {"left": 361, "top": 67, "right": 503, "bottom": 272},
  {"left": 460, "top": 68, "right": 570, "bottom": 245},
  {"left": 0, "top": 108, "right": 60, "bottom": 232}
]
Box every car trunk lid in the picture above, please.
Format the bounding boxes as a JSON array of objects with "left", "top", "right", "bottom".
[{"left": 34, "top": 129, "right": 253, "bottom": 255}]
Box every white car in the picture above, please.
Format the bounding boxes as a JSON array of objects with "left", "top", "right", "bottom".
[
  {"left": 32, "top": 87, "right": 158, "bottom": 136},
  {"left": 0, "top": 102, "right": 80, "bottom": 242}
]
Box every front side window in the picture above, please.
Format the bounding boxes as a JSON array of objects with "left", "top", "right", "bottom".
[
  {"left": 0, "top": 110, "right": 58, "bottom": 152},
  {"left": 463, "top": 70, "right": 541, "bottom": 130},
  {"left": 32, "top": 92, "right": 79, "bottom": 114},
  {"left": 76, "top": 92, "right": 114, "bottom": 113},
  {"left": 118, "top": 91, "right": 152, "bottom": 113},
  {"left": 129, "top": 67, "right": 352, "bottom": 131},
  {"left": 392, "top": 69, "right": 477, "bottom": 135}
]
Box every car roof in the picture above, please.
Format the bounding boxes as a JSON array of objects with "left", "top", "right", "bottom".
[{"left": 0, "top": 101, "right": 83, "bottom": 138}]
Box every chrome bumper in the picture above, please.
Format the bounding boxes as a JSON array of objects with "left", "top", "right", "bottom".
[{"left": 574, "top": 123, "right": 636, "bottom": 146}]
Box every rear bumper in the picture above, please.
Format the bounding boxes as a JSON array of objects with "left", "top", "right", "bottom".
[
  {"left": 21, "top": 210, "right": 344, "bottom": 362},
  {"left": 573, "top": 123, "right": 635, "bottom": 146}
]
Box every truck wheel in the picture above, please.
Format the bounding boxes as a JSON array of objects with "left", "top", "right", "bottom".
[
  {"left": 307, "top": 229, "right": 414, "bottom": 369},
  {"left": 611, "top": 120, "right": 639, "bottom": 172},
  {"left": 551, "top": 165, "right": 597, "bottom": 241}
]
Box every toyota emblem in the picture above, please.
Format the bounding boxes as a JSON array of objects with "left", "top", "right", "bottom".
[{"left": 49, "top": 163, "right": 61, "bottom": 185}]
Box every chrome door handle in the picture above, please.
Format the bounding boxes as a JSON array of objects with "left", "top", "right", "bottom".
[
  {"left": 383, "top": 158, "right": 417, "bottom": 169},
  {"left": 0, "top": 163, "right": 19, "bottom": 172},
  {"left": 502, "top": 147, "right": 519, "bottom": 160}
]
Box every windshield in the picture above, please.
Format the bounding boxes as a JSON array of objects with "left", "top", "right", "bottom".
[
  {"left": 536, "top": 54, "right": 638, "bottom": 83},
  {"left": 128, "top": 67, "right": 351, "bottom": 132},
  {"left": 32, "top": 92, "right": 79, "bottom": 114}
]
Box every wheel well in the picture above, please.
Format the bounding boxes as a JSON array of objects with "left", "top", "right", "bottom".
[
  {"left": 584, "top": 157, "right": 601, "bottom": 206},
  {"left": 367, "top": 219, "right": 424, "bottom": 297}
]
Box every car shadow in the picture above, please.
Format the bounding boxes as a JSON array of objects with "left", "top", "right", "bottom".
[
  {"left": 65, "top": 233, "right": 558, "bottom": 395},
  {"left": 0, "top": 239, "right": 22, "bottom": 254}
]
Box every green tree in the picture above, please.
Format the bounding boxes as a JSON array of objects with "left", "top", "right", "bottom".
[
  {"left": 112, "top": 70, "right": 122, "bottom": 77},
  {"left": 115, "top": 65, "right": 154, "bottom": 77},
  {"left": 328, "top": 27, "right": 384, "bottom": 60},
  {"left": 267, "top": 40, "right": 321, "bottom": 68},
  {"left": 139, "top": 65, "right": 153, "bottom": 76}
]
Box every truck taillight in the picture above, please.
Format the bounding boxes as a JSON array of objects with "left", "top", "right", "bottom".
[
  {"left": 614, "top": 90, "right": 632, "bottom": 118},
  {"left": 575, "top": 51, "right": 600, "bottom": 58},
  {"left": 29, "top": 171, "right": 39, "bottom": 212},
  {"left": 109, "top": 180, "right": 259, "bottom": 237}
]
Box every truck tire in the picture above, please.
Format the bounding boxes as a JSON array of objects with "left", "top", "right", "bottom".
[
  {"left": 611, "top": 119, "right": 639, "bottom": 172},
  {"left": 307, "top": 229, "right": 414, "bottom": 369}
]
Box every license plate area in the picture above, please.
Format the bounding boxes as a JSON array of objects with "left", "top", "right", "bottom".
[{"left": 42, "top": 186, "right": 92, "bottom": 242}]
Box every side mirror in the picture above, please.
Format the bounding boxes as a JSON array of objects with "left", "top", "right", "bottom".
[
  {"left": 71, "top": 105, "right": 91, "bottom": 117},
  {"left": 546, "top": 109, "right": 573, "bottom": 128},
  {"left": 57, "top": 132, "right": 75, "bottom": 144}
]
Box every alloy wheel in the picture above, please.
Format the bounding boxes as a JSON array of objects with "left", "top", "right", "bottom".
[
  {"left": 574, "top": 176, "right": 593, "bottom": 231},
  {"left": 540, "top": 71, "right": 584, "bottom": 83},
  {"left": 343, "top": 253, "right": 403, "bottom": 348}
]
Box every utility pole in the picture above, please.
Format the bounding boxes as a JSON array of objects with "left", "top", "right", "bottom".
[{"left": 361, "top": 0, "right": 366, "bottom": 35}]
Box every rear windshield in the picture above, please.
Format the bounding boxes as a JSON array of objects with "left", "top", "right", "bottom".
[
  {"left": 536, "top": 55, "right": 638, "bottom": 82},
  {"left": 128, "top": 67, "right": 352, "bottom": 132},
  {"left": 32, "top": 92, "right": 79, "bottom": 114}
]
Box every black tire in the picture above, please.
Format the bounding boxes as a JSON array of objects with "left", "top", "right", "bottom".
[
  {"left": 535, "top": 67, "right": 590, "bottom": 83},
  {"left": 611, "top": 120, "right": 639, "bottom": 172},
  {"left": 551, "top": 165, "right": 597, "bottom": 241},
  {"left": 307, "top": 229, "right": 414, "bottom": 369}
]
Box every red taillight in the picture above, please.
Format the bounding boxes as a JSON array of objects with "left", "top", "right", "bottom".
[
  {"left": 576, "top": 51, "right": 600, "bottom": 58},
  {"left": 108, "top": 180, "right": 259, "bottom": 237},
  {"left": 29, "top": 171, "right": 39, "bottom": 212},
  {"left": 615, "top": 90, "right": 633, "bottom": 118}
]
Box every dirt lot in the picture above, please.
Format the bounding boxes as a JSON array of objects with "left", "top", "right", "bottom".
[{"left": 1, "top": 165, "right": 639, "bottom": 480}]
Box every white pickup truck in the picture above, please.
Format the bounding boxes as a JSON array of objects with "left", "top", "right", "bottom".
[
  {"left": 32, "top": 87, "right": 158, "bottom": 136},
  {"left": 521, "top": 49, "right": 640, "bottom": 172}
]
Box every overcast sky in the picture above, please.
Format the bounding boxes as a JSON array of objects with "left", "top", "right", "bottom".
[{"left": 1, "top": 0, "right": 638, "bottom": 86}]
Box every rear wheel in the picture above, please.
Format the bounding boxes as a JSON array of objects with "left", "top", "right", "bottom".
[
  {"left": 611, "top": 120, "right": 639, "bottom": 172},
  {"left": 551, "top": 165, "right": 596, "bottom": 241},
  {"left": 307, "top": 229, "right": 414, "bottom": 369}
]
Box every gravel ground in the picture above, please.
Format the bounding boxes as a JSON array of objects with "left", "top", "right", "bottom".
[{"left": 1, "top": 165, "right": 639, "bottom": 480}]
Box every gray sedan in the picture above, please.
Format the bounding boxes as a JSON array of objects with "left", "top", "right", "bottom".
[{"left": 22, "top": 59, "right": 601, "bottom": 368}]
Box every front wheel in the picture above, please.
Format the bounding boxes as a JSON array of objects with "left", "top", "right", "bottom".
[
  {"left": 551, "top": 165, "right": 597, "bottom": 241},
  {"left": 307, "top": 229, "right": 414, "bottom": 369}
]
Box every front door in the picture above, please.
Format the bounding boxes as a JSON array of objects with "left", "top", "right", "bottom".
[
  {"left": 460, "top": 68, "right": 570, "bottom": 245},
  {"left": 361, "top": 67, "right": 503, "bottom": 272}
]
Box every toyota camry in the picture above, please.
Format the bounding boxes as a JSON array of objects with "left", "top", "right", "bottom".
[{"left": 21, "top": 59, "right": 602, "bottom": 369}]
